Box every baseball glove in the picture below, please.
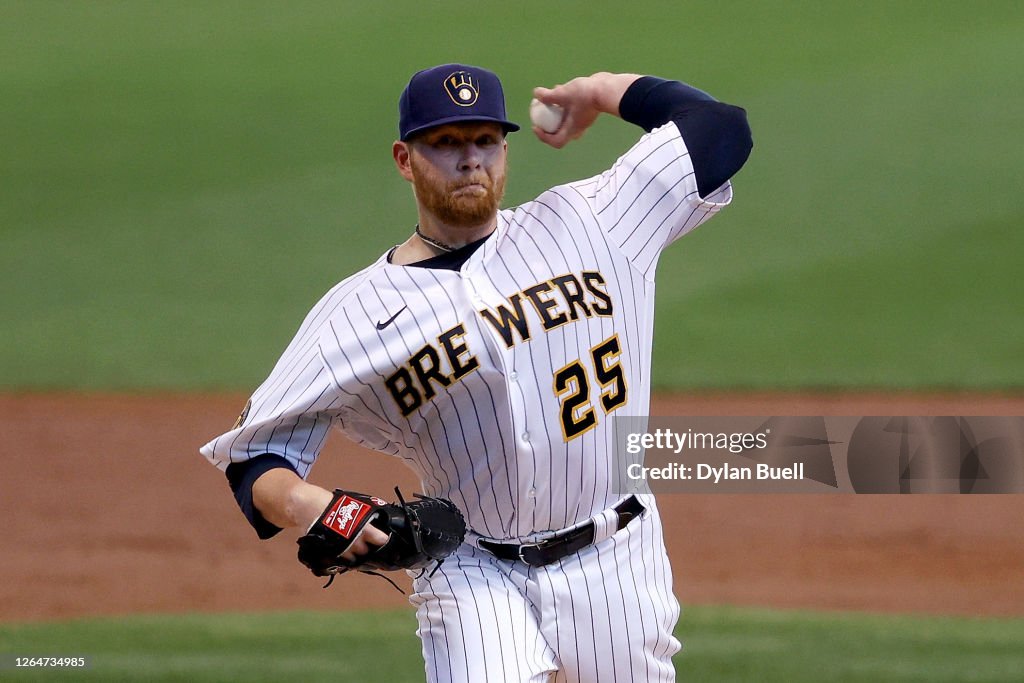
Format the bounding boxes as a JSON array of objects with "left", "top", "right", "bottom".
[{"left": 296, "top": 487, "right": 466, "bottom": 588}]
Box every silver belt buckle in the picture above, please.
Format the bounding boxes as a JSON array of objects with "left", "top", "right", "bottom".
[
  {"left": 516, "top": 544, "right": 534, "bottom": 563},
  {"left": 518, "top": 535, "right": 560, "bottom": 564}
]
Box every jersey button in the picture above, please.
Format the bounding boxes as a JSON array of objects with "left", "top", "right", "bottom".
[
  {"left": 521, "top": 432, "right": 530, "bottom": 442},
  {"left": 508, "top": 371, "right": 518, "bottom": 382},
  {"left": 527, "top": 488, "right": 537, "bottom": 498}
]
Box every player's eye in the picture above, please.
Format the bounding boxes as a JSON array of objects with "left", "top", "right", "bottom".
[
  {"left": 433, "top": 135, "right": 457, "bottom": 148},
  {"left": 477, "top": 134, "right": 497, "bottom": 147}
]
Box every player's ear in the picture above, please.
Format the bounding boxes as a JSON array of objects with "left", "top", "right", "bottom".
[{"left": 393, "top": 141, "right": 414, "bottom": 182}]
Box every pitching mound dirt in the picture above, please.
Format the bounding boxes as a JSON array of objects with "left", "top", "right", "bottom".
[{"left": 2, "top": 392, "right": 1021, "bottom": 622}]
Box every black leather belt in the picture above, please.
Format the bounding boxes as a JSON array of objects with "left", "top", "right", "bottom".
[{"left": 477, "top": 496, "right": 645, "bottom": 567}]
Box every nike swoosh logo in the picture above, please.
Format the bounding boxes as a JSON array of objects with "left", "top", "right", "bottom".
[{"left": 375, "top": 306, "right": 408, "bottom": 330}]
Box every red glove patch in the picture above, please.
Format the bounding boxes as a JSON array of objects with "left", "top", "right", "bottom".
[{"left": 321, "top": 495, "right": 374, "bottom": 539}]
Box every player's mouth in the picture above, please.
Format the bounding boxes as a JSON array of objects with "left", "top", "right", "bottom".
[{"left": 452, "top": 183, "right": 487, "bottom": 197}]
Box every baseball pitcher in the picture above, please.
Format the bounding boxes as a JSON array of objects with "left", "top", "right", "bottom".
[{"left": 201, "top": 63, "right": 752, "bottom": 682}]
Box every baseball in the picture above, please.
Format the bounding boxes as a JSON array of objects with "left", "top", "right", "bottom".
[{"left": 530, "top": 98, "right": 565, "bottom": 134}]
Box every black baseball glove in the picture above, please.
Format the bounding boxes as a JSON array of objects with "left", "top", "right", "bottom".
[{"left": 297, "top": 488, "right": 466, "bottom": 587}]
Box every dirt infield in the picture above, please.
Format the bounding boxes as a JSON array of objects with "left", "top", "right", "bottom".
[{"left": 2, "top": 392, "right": 1022, "bottom": 622}]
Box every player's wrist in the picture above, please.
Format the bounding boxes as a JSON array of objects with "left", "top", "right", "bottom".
[{"left": 288, "top": 482, "right": 334, "bottom": 530}]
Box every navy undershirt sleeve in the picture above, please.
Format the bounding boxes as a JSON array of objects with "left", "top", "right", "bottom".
[
  {"left": 225, "top": 454, "right": 297, "bottom": 539},
  {"left": 619, "top": 76, "right": 753, "bottom": 199}
]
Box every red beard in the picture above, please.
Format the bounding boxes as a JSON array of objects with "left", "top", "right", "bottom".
[{"left": 410, "top": 157, "right": 506, "bottom": 228}]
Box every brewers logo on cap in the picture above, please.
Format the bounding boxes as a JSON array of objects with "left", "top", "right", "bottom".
[{"left": 444, "top": 71, "right": 479, "bottom": 107}]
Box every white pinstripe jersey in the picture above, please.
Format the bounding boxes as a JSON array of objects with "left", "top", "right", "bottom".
[{"left": 201, "top": 122, "right": 732, "bottom": 540}]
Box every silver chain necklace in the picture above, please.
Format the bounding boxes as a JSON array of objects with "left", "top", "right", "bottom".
[{"left": 415, "top": 224, "right": 457, "bottom": 253}]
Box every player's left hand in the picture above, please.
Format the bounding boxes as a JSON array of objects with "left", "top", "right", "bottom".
[
  {"left": 533, "top": 72, "right": 643, "bottom": 149},
  {"left": 532, "top": 77, "right": 601, "bottom": 149}
]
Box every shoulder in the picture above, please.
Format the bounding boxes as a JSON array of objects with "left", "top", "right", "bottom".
[
  {"left": 291, "top": 258, "right": 391, "bottom": 342},
  {"left": 501, "top": 182, "right": 601, "bottom": 235},
  {"left": 312, "top": 261, "right": 380, "bottom": 311}
]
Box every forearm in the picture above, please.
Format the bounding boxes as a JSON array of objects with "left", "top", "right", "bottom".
[
  {"left": 230, "top": 459, "right": 390, "bottom": 555},
  {"left": 252, "top": 467, "right": 333, "bottom": 530},
  {"left": 584, "top": 72, "right": 644, "bottom": 117}
]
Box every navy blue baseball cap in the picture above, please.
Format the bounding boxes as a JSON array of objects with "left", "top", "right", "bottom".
[{"left": 399, "top": 63, "right": 520, "bottom": 141}]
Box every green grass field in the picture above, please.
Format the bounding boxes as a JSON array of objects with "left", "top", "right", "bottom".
[
  {"left": 2, "top": 1, "right": 1021, "bottom": 391},
  {"left": 2, "top": 607, "right": 1023, "bottom": 682}
]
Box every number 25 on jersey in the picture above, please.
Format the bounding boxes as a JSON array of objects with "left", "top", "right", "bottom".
[{"left": 553, "top": 334, "right": 627, "bottom": 441}]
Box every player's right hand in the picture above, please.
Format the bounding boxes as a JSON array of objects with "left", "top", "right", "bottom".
[{"left": 340, "top": 523, "right": 390, "bottom": 563}]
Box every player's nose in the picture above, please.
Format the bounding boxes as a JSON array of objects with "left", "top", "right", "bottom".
[{"left": 457, "top": 144, "right": 483, "bottom": 171}]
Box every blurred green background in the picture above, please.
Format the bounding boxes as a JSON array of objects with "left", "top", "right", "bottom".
[
  {"left": 2, "top": 0, "right": 1022, "bottom": 391},
  {"left": 2, "top": 607, "right": 1023, "bottom": 682}
]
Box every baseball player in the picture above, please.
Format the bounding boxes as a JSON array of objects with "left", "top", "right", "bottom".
[{"left": 201, "top": 64, "right": 751, "bottom": 682}]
